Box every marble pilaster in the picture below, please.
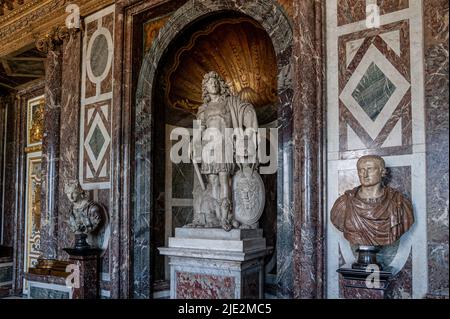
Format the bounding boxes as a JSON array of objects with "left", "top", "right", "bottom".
[
  {"left": 0, "top": 93, "right": 16, "bottom": 248},
  {"left": 39, "top": 40, "right": 63, "bottom": 260},
  {"left": 11, "top": 93, "right": 27, "bottom": 294},
  {"left": 58, "top": 29, "right": 82, "bottom": 258},
  {"left": 292, "top": 0, "right": 325, "bottom": 299}
]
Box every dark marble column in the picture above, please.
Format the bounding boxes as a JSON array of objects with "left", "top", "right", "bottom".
[
  {"left": 292, "top": 0, "right": 325, "bottom": 299},
  {"left": 38, "top": 32, "right": 65, "bottom": 260},
  {"left": 11, "top": 94, "right": 27, "bottom": 294},
  {"left": 58, "top": 30, "right": 82, "bottom": 258},
  {"left": 0, "top": 94, "right": 11, "bottom": 246},
  {"left": 1, "top": 93, "right": 20, "bottom": 249},
  {"left": 0, "top": 96, "right": 6, "bottom": 240}
]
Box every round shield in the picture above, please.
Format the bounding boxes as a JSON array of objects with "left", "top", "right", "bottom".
[{"left": 232, "top": 168, "right": 265, "bottom": 226}]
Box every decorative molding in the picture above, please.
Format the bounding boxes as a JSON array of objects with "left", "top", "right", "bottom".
[
  {"left": 0, "top": 0, "right": 114, "bottom": 57},
  {"left": 35, "top": 25, "right": 69, "bottom": 53},
  {"left": 0, "top": 0, "right": 34, "bottom": 19},
  {"left": 79, "top": 4, "right": 114, "bottom": 189},
  {"left": 24, "top": 145, "right": 42, "bottom": 153},
  {"left": 26, "top": 95, "right": 44, "bottom": 147},
  {"left": 0, "top": 1, "right": 23, "bottom": 17}
]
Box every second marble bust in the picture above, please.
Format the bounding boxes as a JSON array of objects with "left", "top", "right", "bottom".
[{"left": 331, "top": 155, "right": 414, "bottom": 246}]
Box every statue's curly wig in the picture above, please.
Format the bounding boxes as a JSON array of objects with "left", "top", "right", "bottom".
[{"left": 202, "top": 71, "right": 231, "bottom": 103}]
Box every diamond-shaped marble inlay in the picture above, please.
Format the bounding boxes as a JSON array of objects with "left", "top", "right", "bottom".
[
  {"left": 89, "top": 125, "right": 106, "bottom": 160},
  {"left": 352, "top": 62, "right": 396, "bottom": 121},
  {"left": 339, "top": 45, "right": 410, "bottom": 140},
  {"left": 84, "top": 110, "right": 111, "bottom": 172}
]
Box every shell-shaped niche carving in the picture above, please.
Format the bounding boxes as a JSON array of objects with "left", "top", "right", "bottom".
[{"left": 164, "top": 17, "right": 278, "bottom": 124}]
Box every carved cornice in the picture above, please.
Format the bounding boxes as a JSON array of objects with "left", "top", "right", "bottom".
[
  {"left": 0, "top": 0, "right": 34, "bottom": 20},
  {"left": 0, "top": 0, "right": 114, "bottom": 57}
]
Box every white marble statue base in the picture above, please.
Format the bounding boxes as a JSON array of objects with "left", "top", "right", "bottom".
[{"left": 158, "top": 228, "right": 268, "bottom": 299}]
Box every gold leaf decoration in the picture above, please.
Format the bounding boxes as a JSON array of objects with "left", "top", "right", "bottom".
[{"left": 164, "top": 17, "right": 278, "bottom": 122}]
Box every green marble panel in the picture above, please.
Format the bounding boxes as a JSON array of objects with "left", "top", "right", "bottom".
[
  {"left": 29, "top": 286, "right": 70, "bottom": 299},
  {"left": 352, "top": 62, "right": 396, "bottom": 121},
  {"left": 89, "top": 125, "right": 105, "bottom": 159},
  {"left": 0, "top": 265, "right": 12, "bottom": 283}
]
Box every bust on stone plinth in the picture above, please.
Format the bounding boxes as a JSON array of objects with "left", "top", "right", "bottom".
[
  {"left": 331, "top": 155, "right": 414, "bottom": 269},
  {"left": 64, "top": 180, "right": 103, "bottom": 252}
]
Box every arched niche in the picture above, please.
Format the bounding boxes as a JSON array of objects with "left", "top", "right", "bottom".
[{"left": 134, "top": 0, "right": 293, "bottom": 298}]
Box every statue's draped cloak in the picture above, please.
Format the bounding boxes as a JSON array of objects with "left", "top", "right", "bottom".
[
  {"left": 330, "top": 186, "right": 414, "bottom": 246},
  {"left": 227, "top": 95, "right": 258, "bottom": 131}
]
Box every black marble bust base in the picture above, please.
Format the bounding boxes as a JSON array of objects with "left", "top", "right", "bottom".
[
  {"left": 63, "top": 233, "right": 102, "bottom": 256},
  {"left": 338, "top": 265, "right": 394, "bottom": 299},
  {"left": 352, "top": 245, "right": 383, "bottom": 270},
  {"left": 63, "top": 246, "right": 101, "bottom": 299}
]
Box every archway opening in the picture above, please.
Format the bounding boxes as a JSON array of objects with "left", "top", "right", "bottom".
[{"left": 150, "top": 11, "right": 279, "bottom": 290}]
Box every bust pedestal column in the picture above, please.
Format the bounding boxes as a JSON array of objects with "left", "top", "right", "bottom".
[
  {"left": 159, "top": 228, "right": 268, "bottom": 299},
  {"left": 63, "top": 248, "right": 101, "bottom": 299},
  {"left": 337, "top": 266, "right": 394, "bottom": 299}
]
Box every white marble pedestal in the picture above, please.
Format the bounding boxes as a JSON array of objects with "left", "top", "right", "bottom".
[{"left": 158, "top": 228, "right": 267, "bottom": 299}]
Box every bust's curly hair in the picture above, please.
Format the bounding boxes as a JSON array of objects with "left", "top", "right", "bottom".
[
  {"left": 202, "top": 71, "right": 231, "bottom": 103},
  {"left": 64, "top": 179, "right": 87, "bottom": 199}
]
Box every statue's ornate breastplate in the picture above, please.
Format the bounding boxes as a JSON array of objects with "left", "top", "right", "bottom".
[{"left": 203, "top": 100, "right": 232, "bottom": 129}]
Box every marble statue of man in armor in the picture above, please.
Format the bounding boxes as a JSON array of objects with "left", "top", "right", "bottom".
[{"left": 189, "top": 71, "right": 262, "bottom": 231}]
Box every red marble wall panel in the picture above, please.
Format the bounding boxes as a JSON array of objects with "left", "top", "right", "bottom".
[
  {"left": 176, "top": 272, "right": 235, "bottom": 299},
  {"left": 337, "top": 0, "right": 366, "bottom": 26},
  {"left": 100, "top": 13, "right": 114, "bottom": 95},
  {"left": 423, "top": 0, "right": 449, "bottom": 298},
  {"left": 378, "top": 0, "right": 409, "bottom": 15},
  {"left": 84, "top": 20, "right": 98, "bottom": 100}
]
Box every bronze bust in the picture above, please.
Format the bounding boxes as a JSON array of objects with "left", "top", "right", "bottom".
[
  {"left": 64, "top": 180, "right": 103, "bottom": 250},
  {"left": 331, "top": 155, "right": 414, "bottom": 268}
]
